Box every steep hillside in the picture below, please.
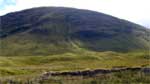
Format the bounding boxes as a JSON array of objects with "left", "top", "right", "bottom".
[{"left": 0, "top": 7, "right": 150, "bottom": 56}]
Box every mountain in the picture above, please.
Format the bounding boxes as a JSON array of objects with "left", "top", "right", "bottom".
[{"left": 0, "top": 7, "right": 150, "bottom": 56}]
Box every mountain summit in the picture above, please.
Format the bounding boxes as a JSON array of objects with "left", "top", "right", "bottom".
[{"left": 0, "top": 7, "right": 149, "bottom": 56}]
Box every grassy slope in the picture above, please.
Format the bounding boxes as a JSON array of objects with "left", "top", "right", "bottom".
[
  {"left": 0, "top": 7, "right": 150, "bottom": 56},
  {"left": 0, "top": 27, "right": 149, "bottom": 56}
]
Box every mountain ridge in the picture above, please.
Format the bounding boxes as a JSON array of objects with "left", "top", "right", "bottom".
[{"left": 0, "top": 7, "right": 149, "bottom": 56}]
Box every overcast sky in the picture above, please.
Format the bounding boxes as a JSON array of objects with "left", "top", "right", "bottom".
[{"left": 0, "top": 0, "right": 150, "bottom": 28}]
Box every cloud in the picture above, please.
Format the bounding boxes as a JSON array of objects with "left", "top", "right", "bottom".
[{"left": 0, "top": 0, "right": 149, "bottom": 27}]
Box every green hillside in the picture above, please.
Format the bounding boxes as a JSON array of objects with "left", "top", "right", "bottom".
[
  {"left": 0, "top": 7, "right": 150, "bottom": 56},
  {"left": 0, "top": 7, "right": 150, "bottom": 83}
]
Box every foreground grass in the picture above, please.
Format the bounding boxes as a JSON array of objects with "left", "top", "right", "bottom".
[
  {"left": 0, "top": 69, "right": 149, "bottom": 84},
  {"left": 40, "top": 71, "right": 150, "bottom": 84},
  {"left": 0, "top": 50, "right": 149, "bottom": 77}
]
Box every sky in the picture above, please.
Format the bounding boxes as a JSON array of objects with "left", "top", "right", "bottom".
[{"left": 0, "top": 0, "right": 150, "bottom": 28}]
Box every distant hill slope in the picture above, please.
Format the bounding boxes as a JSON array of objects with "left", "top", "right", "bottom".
[{"left": 0, "top": 7, "right": 150, "bottom": 56}]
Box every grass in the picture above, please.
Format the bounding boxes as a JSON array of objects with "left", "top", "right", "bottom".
[
  {"left": 0, "top": 50, "right": 149, "bottom": 76},
  {"left": 0, "top": 50, "right": 149, "bottom": 83}
]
